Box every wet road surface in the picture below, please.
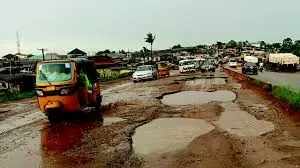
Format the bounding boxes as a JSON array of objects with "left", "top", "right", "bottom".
[
  {"left": 1, "top": 69, "right": 300, "bottom": 167},
  {"left": 227, "top": 66, "right": 300, "bottom": 91}
]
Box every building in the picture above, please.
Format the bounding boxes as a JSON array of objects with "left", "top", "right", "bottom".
[
  {"left": 28, "top": 55, "right": 67, "bottom": 61},
  {"left": 2, "top": 54, "right": 20, "bottom": 61},
  {"left": 89, "top": 55, "right": 116, "bottom": 69},
  {"left": 67, "top": 48, "right": 87, "bottom": 58}
]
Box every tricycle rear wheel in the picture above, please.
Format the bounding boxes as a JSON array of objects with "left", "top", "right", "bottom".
[{"left": 46, "top": 109, "right": 60, "bottom": 122}]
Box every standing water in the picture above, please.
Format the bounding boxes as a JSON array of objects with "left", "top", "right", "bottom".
[
  {"left": 132, "top": 118, "right": 215, "bottom": 155},
  {"left": 161, "top": 90, "right": 236, "bottom": 106}
]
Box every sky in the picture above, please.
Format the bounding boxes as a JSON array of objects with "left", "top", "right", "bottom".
[{"left": 1, "top": 0, "right": 300, "bottom": 56}]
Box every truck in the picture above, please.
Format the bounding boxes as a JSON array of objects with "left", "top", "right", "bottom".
[
  {"left": 244, "top": 55, "right": 258, "bottom": 63},
  {"left": 265, "top": 53, "right": 299, "bottom": 72}
]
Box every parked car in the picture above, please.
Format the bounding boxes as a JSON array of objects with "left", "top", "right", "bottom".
[
  {"left": 200, "top": 61, "right": 216, "bottom": 73},
  {"left": 132, "top": 65, "right": 158, "bottom": 83},
  {"left": 179, "top": 60, "right": 197, "bottom": 73},
  {"left": 228, "top": 59, "right": 237, "bottom": 68},
  {"left": 242, "top": 62, "right": 258, "bottom": 75}
]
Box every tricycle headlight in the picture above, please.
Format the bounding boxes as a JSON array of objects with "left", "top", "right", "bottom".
[
  {"left": 60, "top": 88, "right": 70, "bottom": 95},
  {"left": 36, "top": 90, "right": 43, "bottom": 96}
]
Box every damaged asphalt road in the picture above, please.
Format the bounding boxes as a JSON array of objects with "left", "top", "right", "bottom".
[{"left": 1, "top": 69, "right": 300, "bottom": 168}]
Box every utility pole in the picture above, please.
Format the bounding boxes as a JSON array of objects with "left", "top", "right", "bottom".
[
  {"left": 38, "top": 48, "right": 47, "bottom": 60},
  {"left": 16, "top": 31, "right": 21, "bottom": 54}
]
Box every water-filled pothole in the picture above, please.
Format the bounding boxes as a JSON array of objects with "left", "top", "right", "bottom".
[
  {"left": 186, "top": 78, "right": 226, "bottom": 85},
  {"left": 160, "top": 90, "right": 236, "bottom": 106},
  {"left": 132, "top": 118, "right": 215, "bottom": 155}
]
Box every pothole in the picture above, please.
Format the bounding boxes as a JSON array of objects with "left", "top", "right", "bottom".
[
  {"left": 186, "top": 78, "right": 226, "bottom": 85},
  {"left": 160, "top": 90, "right": 236, "bottom": 106},
  {"left": 132, "top": 118, "right": 215, "bottom": 155},
  {"left": 215, "top": 102, "right": 275, "bottom": 136}
]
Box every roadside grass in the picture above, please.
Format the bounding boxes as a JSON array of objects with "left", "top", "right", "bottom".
[
  {"left": 98, "top": 72, "right": 132, "bottom": 82},
  {"left": 0, "top": 90, "right": 36, "bottom": 103},
  {"left": 253, "top": 79, "right": 263, "bottom": 85},
  {"left": 272, "top": 85, "right": 300, "bottom": 108}
]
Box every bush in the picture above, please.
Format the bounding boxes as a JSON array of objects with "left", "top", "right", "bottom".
[
  {"left": 272, "top": 85, "right": 300, "bottom": 108},
  {"left": 0, "top": 90, "right": 36, "bottom": 103}
]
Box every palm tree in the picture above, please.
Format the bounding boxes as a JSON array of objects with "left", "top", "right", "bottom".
[
  {"left": 145, "top": 33, "right": 156, "bottom": 61},
  {"left": 260, "top": 41, "right": 266, "bottom": 49}
]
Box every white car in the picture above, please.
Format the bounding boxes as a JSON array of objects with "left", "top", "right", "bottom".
[
  {"left": 228, "top": 59, "right": 237, "bottom": 68},
  {"left": 132, "top": 65, "right": 158, "bottom": 83},
  {"left": 179, "top": 60, "right": 197, "bottom": 73}
]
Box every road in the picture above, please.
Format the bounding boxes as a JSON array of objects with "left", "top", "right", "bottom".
[
  {"left": 1, "top": 69, "right": 300, "bottom": 168},
  {"left": 228, "top": 66, "right": 300, "bottom": 91}
]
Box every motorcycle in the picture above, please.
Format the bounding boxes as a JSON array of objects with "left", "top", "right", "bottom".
[{"left": 259, "top": 66, "right": 263, "bottom": 72}]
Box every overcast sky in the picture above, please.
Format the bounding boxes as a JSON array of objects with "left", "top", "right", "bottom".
[{"left": 1, "top": 0, "right": 300, "bottom": 56}]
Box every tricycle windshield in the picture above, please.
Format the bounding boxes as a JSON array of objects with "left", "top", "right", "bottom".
[
  {"left": 37, "top": 62, "right": 73, "bottom": 83},
  {"left": 158, "top": 63, "right": 167, "bottom": 68}
]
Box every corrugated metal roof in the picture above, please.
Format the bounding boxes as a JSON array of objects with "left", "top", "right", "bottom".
[{"left": 28, "top": 55, "right": 67, "bottom": 60}]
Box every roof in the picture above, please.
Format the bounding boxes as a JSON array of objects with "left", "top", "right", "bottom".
[
  {"left": 3, "top": 54, "right": 18, "bottom": 59},
  {"left": 67, "top": 48, "right": 87, "bottom": 55},
  {"left": 28, "top": 55, "right": 67, "bottom": 60}
]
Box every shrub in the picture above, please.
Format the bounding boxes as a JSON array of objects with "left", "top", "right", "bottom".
[
  {"left": 272, "top": 85, "right": 300, "bottom": 108},
  {"left": 0, "top": 90, "right": 36, "bottom": 103}
]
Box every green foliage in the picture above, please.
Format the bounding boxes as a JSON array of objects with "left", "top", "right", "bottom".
[
  {"left": 145, "top": 32, "right": 156, "bottom": 60},
  {"left": 253, "top": 79, "right": 263, "bottom": 85},
  {"left": 272, "top": 85, "right": 300, "bottom": 108},
  {"left": 119, "top": 50, "right": 126, "bottom": 54},
  {"left": 281, "top": 38, "right": 294, "bottom": 52},
  {"left": 96, "top": 49, "right": 111, "bottom": 56},
  {"left": 0, "top": 91, "right": 36, "bottom": 103},
  {"left": 145, "top": 33, "right": 155, "bottom": 45},
  {"left": 172, "top": 44, "right": 182, "bottom": 49},
  {"left": 260, "top": 41, "right": 266, "bottom": 48},
  {"left": 227, "top": 40, "right": 237, "bottom": 48}
]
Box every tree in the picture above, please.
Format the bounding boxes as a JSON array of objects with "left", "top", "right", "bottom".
[
  {"left": 216, "top": 42, "right": 224, "bottom": 49},
  {"left": 172, "top": 44, "right": 182, "bottom": 49},
  {"left": 281, "top": 38, "right": 293, "bottom": 52},
  {"left": 96, "top": 49, "right": 111, "bottom": 56},
  {"left": 294, "top": 40, "right": 300, "bottom": 49},
  {"left": 196, "top": 45, "right": 206, "bottom": 49},
  {"left": 104, "top": 49, "right": 111, "bottom": 53},
  {"left": 145, "top": 32, "right": 156, "bottom": 61},
  {"left": 119, "top": 50, "right": 126, "bottom": 54},
  {"left": 271, "top": 43, "right": 281, "bottom": 52},
  {"left": 227, "top": 40, "right": 237, "bottom": 48},
  {"left": 260, "top": 41, "right": 266, "bottom": 48},
  {"left": 27, "top": 54, "right": 34, "bottom": 58}
]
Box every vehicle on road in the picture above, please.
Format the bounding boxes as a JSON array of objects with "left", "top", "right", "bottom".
[
  {"left": 157, "top": 62, "right": 170, "bottom": 78},
  {"left": 35, "top": 58, "right": 102, "bottom": 122},
  {"left": 228, "top": 59, "right": 237, "bottom": 68},
  {"left": 132, "top": 65, "right": 158, "bottom": 82},
  {"left": 242, "top": 62, "right": 258, "bottom": 75},
  {"left": 265, "top": 53, "right": 299, "bottom": 72},
  {"left": 179, "top": 60, "right": 197, "bottom": 73},
  {"left": 200, "top": 61, "right": 216, "bottom": 73},
  {"left": 244, "top": 55, "right": 258, "bottom": 64}
]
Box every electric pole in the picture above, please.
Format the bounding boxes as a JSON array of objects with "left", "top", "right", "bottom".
[
  {"left": 38, "top": 48, "right": 47, "bottom": 60},
  {"left": 16, "top": 31, "right": 21, "bottom": 54}
]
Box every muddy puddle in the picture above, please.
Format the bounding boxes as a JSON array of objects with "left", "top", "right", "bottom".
[
  {"left": 186, "top": 78, "right": 226, "bottom": 85},
  {"left": 132, "top": 118, "right": 215, "bottom": 155},
  {"left": 161, "top": 90, "right": 236, "bottom": 106},
  {"left": 215, "top": 102, "right": 275, "bottom": 136}
]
